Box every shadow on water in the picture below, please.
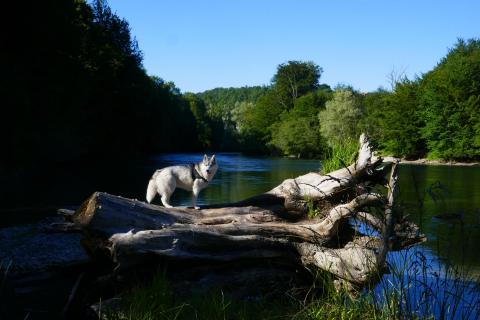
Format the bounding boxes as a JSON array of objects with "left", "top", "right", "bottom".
[
  {"left": 397, "top": 165, "right": 480, "bottom": 274},
  {"left": 0, "top": 158, "right": 160, "bottom": 227}
]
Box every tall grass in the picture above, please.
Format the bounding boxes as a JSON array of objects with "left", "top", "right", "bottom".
[
  {"left": 106, "top": 233, "right": 480, "bottom": 320},
  {"left": 369, "top": 247, "right": 480, "bottom": 320},
  {"left": 320, "top": 139, "right": 359, "bottom": 174},
  {"left": 292, "top": 273, "right": 392, "bottom": 320},
  {"left": 105, "top": 272, "right": 298, "bottom": 320},
  {"left": 107, "top": 254, "right": 480, "bottom": 320}
]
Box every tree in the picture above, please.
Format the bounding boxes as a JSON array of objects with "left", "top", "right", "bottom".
[
  {"left": 184, "top": 93, "right": 213, "bottom": 149},
  {"left": 360, "top": 81, "right": 425, "bottom": 159},
  {"left": 237, "top": 61, "right": 324, "bottom": 154},
  {"left": 382, "top": 80, "right": 425, "bottom": 158},
  {"left": 2, "top": 0, "right": 207, "bottom": 168},
  {"left": 319, "top": 89, "right": 363, "bottom": 146},
  {"left": 196, "top": 86, "right": 269, "bottom": 151},
  {"left": 358, "top": 89, "right": 390, "bottom": 149},
  {"left": 419, "top": 38, "right": 480, "bottom": 160},
  {"left": 272, "top": 61, "right": 322, "bottom": 110},
  {"left": 270, "top": 89, "right": 331, "bottom": 157}
]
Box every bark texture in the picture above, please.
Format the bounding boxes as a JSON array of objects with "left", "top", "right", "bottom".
[{"left": 72, "top": 134, "right": 425, "bottom": 290}]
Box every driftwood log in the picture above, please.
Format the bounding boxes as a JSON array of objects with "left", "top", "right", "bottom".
[{"left": 71, "top": 134, "right": 425, "bottom": 295}]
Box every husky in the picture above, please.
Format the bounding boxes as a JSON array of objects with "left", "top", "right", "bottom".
[{"left": 146, "top": 154, "right": 218, "bottom": 209}]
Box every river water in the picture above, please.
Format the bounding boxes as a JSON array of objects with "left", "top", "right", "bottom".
[
  {"left": 1, "top": 153, "right": 479, "bottom": 318},
  {"left": 2, "top": 153, "right": 480, "bottom": 275}
]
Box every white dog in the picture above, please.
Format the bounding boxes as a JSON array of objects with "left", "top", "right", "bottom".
[{"left": 146, "top": 154, "right": 218, "bottom": 209}]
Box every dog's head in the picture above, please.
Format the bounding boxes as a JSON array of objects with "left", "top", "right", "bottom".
[{"left": 199, "top": 154, "right": 218, "bottom": 181}]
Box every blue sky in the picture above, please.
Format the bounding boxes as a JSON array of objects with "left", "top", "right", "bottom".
[{"left": 108, "top": 0, "right": 479, "bottom": 93}]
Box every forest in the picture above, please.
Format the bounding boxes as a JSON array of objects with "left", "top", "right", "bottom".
[{"left": 3, "top": 0, "right": 480, "bottom": 172}]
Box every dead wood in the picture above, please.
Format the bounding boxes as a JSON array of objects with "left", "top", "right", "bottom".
[{"left": 72, "top": 134, "right": 425, "bottom": 292}]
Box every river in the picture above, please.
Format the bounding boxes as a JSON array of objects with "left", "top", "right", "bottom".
[
  {"left": 2, "top": 153, "right": 480, "bottom": 276},
  {"left": 1, "top": 153, "right": 480, "bottom": 318}
]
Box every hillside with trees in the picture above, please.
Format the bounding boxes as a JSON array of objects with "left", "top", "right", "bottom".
[
  {"left": 198, "top": 40, "right": 480, "bottom": 161},
  {"left": 361, "top": 39, "right": 480, "bottom": 161},
  {"left": 195, "top": 86, "right": 269, "bottom": 151},
  {"left": 3, "top": 0, "right": 479, "bottom": 168}
]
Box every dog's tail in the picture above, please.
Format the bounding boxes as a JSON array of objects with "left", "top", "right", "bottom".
[
  {"left": 146, "top": 170, "right": 162, "bottom": 203},
  {"left": 146, "top": 178, "right": 157, "bottom": 203}
]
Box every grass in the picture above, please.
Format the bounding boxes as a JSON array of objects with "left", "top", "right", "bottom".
[
  {"left": 103, "top": 272, "right": 299, "bottom": 320},
  {"left": 102, "top": 231, "right": 480, "bottom": 320},
  {"left": 103, "top": 270, "right": 391, "bottom": 320},
  {"left": 305, "top": 195, "right": 323, "bottom": 219},
  {"left": 107, "top": 266, "right": 450, "bottom": 320},
  {"left": 320, "top": 139, "right": 359, "bottom": 174},
  {"left": 306, "top": 138, "right": 359, "bottom": 219}
]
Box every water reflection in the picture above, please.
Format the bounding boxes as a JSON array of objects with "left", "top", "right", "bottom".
[
  {"left": 397, "top": 165, "right": 480, "bottom": 275},
  {"left": 150, "top": 153, "right": 321, "bottom": 206}
]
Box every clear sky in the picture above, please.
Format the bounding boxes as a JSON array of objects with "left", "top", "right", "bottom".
[{"left": 108, "top": 0, "right": 479, "bottom": 93}]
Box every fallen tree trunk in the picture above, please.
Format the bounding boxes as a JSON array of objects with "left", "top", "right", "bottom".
[{"left": 72, "top": 134, "right": 425, "bottom": 292}]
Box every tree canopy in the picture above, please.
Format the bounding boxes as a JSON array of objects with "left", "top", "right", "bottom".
[
  {"left": 319, "top": 88, "right": 363, "bottom": 147},
  {"left": 4, "top": 0, "right": 479, "bottom": 165},
  {"left": 272, "top": 61, "right": 323, "bottom": 110},
  {"left": 419, "top": 39, "right": 480, "bottom": 160},
  {"left": 3, "top": 0, "right": 209, "bottom": 168}
]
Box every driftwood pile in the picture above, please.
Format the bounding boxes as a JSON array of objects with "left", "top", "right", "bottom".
[{"left": 70, "top": 134, "right": 424, "bottom": 299}]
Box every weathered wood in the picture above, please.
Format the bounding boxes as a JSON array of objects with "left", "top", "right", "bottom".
[{"left": 72, "top": 134, "right": 425, "bottom": 291}]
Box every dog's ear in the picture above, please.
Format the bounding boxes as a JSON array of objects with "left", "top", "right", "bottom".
[
  {"left": 203, "top": 154, "right": 208, "bottom": 163},
  {"left": 210, "top": 154, "right": 216, "bottom": 164}
]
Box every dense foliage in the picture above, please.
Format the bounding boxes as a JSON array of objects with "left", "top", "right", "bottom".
[
  {"left": 361, "top": 39, "right": 480, "bottom": 161},
  {"left": 419, "top": 39, "right": 480, "bottom": 160},
  {"left": 3, "top": 0, "right": 210, "bottom": 168},
  {"left": 194, "top": 63, "right": 331, "bottom": 156},
  {"left": 361, "top": 81, "right": 426, "bottom": 159},
  {"left": 319, "top": 88, "right": 363, "bottom": 147},
  {"left": 270, "top": 89, "right": 332, "bottom": 157},
  {"left": 223, "top": 61, "right": 332, "bottom": 156},
  {"left": 196, "top": 86, "right": 269, "bottom": 151},
  {"left": 4, "top": 0, "right": 479, "bottom": 165}
]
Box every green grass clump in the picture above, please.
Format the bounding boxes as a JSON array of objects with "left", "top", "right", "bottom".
[
  {"left": 295, "top": 297, "right": 389, "bottom": 320},
  {"left": 305, "top": 196, "right": 322, "bottom": 219},
  {"left": 320, "top": 139, "right": 359, "bottom": 174}
]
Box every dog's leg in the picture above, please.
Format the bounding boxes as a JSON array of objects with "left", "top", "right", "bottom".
[
  {"left": 160, "top": 192, "right": 173, "bottom": 208},
  {"left": 192, "top": 193, "right": 200, "bottom": 210},
  {"left": 192, "top": 183, "right": 201, "bottom": 210}
]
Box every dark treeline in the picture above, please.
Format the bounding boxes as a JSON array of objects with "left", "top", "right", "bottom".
[
  {"left": 3, "top": 0, "right": 479, "bottom": 171},
  {"left": 2, "top": 0, "right": 211, "bottom": 170}
]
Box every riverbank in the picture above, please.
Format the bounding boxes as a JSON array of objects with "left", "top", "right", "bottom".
[{"left": 399, "top": 158, "right": 480, "bottom": 167}]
